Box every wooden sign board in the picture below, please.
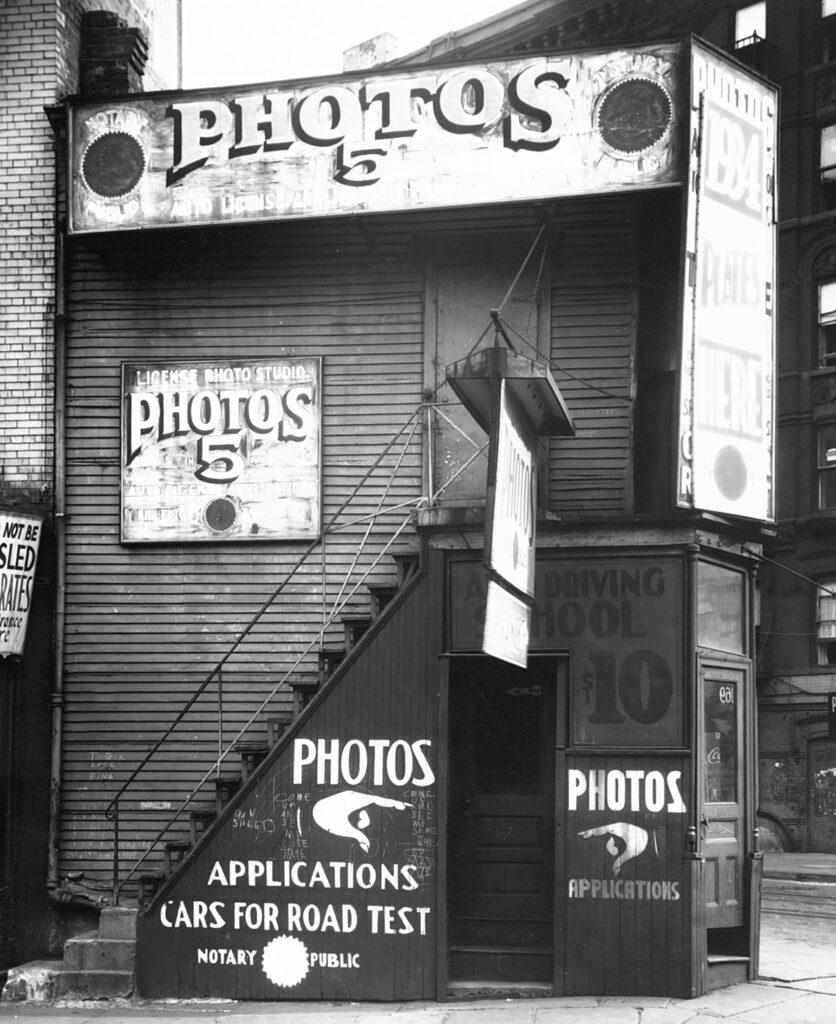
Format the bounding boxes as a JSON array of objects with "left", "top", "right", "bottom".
[
  {"left": 0, "top": 511, "right": 42, "bottom": 657},
  {"left": 68, "top": 43, "right": 683, "bottom": 233},
  {"left": 677, "top": 40, "right": 777, "bottom": 522},
  {"left": 121, "top": 358, "right": 321, "bottom": 543}
]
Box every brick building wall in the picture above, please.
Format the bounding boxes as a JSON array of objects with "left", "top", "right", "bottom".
[
  {"left": 0, "top": 0, "right": 59, "bottom": 508},
  {"left": 0, "top": 0, "right": 174, "bottom": 513}
]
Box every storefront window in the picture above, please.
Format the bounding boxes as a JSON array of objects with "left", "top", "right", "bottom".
[
  {"left": 698, "top": 562, "right": 745, "bottom": 654},
  {"left": 704, "top": 678, "right": 738, "bottom": 803}
]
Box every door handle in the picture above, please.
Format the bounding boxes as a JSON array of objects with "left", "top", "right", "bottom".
[{"left": 700, "top": 814, "right": 709, "bottom": 837}]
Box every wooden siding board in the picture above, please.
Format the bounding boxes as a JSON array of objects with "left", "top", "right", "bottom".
[
  {"left": 62, "top": 218, "right": 426, "bottom": 886},
  {"left": 548, "top": 197, "right": 638, "bottom": 513}
]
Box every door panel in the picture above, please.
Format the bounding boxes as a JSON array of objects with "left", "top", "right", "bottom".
[
  {"left": 448, "top": 657, "right": 560, "bottom": 983},
  {"left": 700, "top": 665, "right": 745, "bottom": 929}
]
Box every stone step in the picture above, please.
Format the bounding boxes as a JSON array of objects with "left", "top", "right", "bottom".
[
  {"left": 63, "top": 936, "right": 136, "bottom": 972},
  {"left": 98, "top": 905, "right": 138, "bottom": 940},
  {"left": 54, "top": 969, "right": 134, "bottom": 999}
]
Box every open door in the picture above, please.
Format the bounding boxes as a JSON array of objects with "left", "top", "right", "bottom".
[
  {"left": 447, "top": 656, "right": 563, "bottom": 987},
  {"left": 699, "top": 662, "right": 746, "bottom": 929}
]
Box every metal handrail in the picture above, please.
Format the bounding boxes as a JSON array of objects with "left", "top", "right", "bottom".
[
  {"left": 112, "top": 509, "right": 420, "bottom": 901},
  {"left": 106, "top": 403, "right": 427, "bottom": 901}
]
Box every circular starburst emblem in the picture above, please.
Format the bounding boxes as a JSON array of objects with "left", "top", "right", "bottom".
[{"left": 261, "top": 935, "right": 310, "bottom": 989}]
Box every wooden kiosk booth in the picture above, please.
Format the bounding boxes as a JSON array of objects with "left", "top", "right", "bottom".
[{"left": 60, "top": 34, "right": 776, "bottom": 1002}]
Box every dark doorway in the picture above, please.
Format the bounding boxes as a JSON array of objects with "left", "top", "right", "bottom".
[{"left": 447, "top": 656, "right": 560, "bottom": 986}]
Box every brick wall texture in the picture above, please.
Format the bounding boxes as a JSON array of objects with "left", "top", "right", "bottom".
[
  {"left": 0, "top": 0, "right": 60, "bottom": 504},
  {"left": 0, "top": 0, "right": 173, "bottom": 507}
]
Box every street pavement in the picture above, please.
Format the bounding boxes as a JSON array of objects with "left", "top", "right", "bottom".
[{"left": 1, "top": 854, "right": 835, "bottom": 1024}]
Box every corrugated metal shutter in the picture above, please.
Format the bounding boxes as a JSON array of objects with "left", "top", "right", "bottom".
[
  {"left": 63, "top": 218, "right": 426, "bottom": 884},
  {"left": 548, "top": 197, "right": 638, "bottom": 513}
]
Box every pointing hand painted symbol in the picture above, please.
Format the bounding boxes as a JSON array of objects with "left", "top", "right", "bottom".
[
  {"left": 312, "top": 790, "right": 412, "bottom": 852},
  {"left": 578, "top": 822, "right": 649, "bottom": 876}
]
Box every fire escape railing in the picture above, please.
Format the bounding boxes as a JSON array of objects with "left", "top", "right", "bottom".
[{"left": 102, "top": 398, "right": 489, "bottom": 904}]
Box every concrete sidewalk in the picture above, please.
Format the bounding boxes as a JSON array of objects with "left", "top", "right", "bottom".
[
  {"left": 3, "top": 981, "right": 836, "bottom": 1024},
  {"left": 3, "top": 854, "right": 835, "bottom": 1024}
]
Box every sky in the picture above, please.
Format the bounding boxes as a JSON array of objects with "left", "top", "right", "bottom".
[{"left": 179, "top": 0, "right": 523, "bottom": 88}]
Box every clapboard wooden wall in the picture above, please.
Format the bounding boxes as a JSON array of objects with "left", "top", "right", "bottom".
[
  {"left": 62, "top": 196, "right": 651, "bottom": 887},
  {"left": 63, "top": 216, "right": 427, "bottom": 884},
  {"left": 549, "top": 196, "right": 638, "bottom": 513}
]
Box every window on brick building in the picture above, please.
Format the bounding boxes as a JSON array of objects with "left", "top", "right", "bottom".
[
  {"left": 819, "top": 280, "right": 836, "bottom": 365},
  {"left": 817, "top": 423, "right": 836, "bottom": 509},
  {"left": 825, "top": 1, "right": 836, "bottom": 63},
  {"left": 817, "top": 582, "right": 836, "bottom": 664},
  {"left": 735, "top": 2, "right": 766, "bottom": 44},
  {"left": 822, "top": 126, "right": 836, "bottom": 208},
  {"left": 735, "top": 3, "right": 771, "bottom": 72}
]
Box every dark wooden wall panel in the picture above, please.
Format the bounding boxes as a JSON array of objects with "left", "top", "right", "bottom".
[
  {"left": 136, "top": 550, "right": 444, "bottom": 1001},
  {"left": 562, "top": 753, "right": 690, "bottom": 997}
]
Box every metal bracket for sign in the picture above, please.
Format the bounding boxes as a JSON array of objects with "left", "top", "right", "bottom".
[
  {"left": 444, "top": 345, "right": 575, "bottom": 439},
  {"left": 489, "top": 308, "right": 517, "bottom": 353}
]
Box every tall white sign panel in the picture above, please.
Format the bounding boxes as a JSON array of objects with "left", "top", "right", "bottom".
[
  {"left": 485, "top": 380, "right": 537, "bottom": 599},
  {"left": 482, "top": 380, "right": 538, "bottom": 667},
  {"left": 678, "top": 42, "right": 777, "bottom": 521}
]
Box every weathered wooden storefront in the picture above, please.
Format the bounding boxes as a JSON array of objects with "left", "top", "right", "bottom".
[{"left": 59, "top": 38, "right": 776, "bottom": 999}]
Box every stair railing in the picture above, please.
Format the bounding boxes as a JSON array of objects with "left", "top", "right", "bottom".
[
  {"left": 105, "top": 403, "right": 427, "bottom": 904},
  {"left": 112, "top": 508, "right": 420, "bottom": 902}
]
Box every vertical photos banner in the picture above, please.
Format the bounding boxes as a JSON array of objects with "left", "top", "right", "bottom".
[
  {"left": 678, "top": 41, "right": 777, "bottom": 521},
  {"left": 122, "top": 358, "right": 321, "bottom": 542},
  {"left": 0, "top": 511, "right": 42, "bottom": 657}
]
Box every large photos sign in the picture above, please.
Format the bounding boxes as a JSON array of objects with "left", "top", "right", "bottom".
[
  {"left": 677, "top": 42, "right": 777, "bottom": 521},
  {"left": 122, "top": 358, "right": 321, "bottom": 542},
  {"left": 69, "top": 44, "right": 682, "bottom": 233}
]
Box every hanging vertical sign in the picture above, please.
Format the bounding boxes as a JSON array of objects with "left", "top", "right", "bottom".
[
  {"left": 485, "top": 379, "right": 538, "bottom": 598},
  {"left": 483, "top": 378, "right": 538, "bottom": 667},
  {"left": 0, "top": 510, "right": 42, "bottom": 657},
  {"left": 677, "top": 41, "right": 777, "bottom": 521}
]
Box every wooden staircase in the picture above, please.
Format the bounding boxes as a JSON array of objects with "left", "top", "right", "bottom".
[{"left": 1, "top": 550, "right": 423, "bottom": 1003}]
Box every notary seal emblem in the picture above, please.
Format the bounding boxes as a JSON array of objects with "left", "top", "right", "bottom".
[
  {"left": 202, "top": 496, "right": 239, "bottom": 534},
  {"left": 80, "top": 130, "right": 146, "bottom": 200},
  {"left": 595, "top": 76, "right": 673, "bottom": 158},
  {"left": 261, "top": 935, "right": 310, "bottom": 988}
]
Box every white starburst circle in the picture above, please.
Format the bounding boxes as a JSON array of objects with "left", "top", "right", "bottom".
[{"left": 261, "top": 935, "right": 310, "bottom": 988}]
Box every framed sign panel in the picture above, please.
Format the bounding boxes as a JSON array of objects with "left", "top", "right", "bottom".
[
  {"left": 677, "top": 40, "right": 777, "bottom": 521},
  {"left": 68, "top": 43, "right": 683, "bottom": 234},
  {"left": 0, "top": 510, "right": 42, "bottom": 656},
  {"left": 121, "top": 358, "right": 321, "bottom": 543}
]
